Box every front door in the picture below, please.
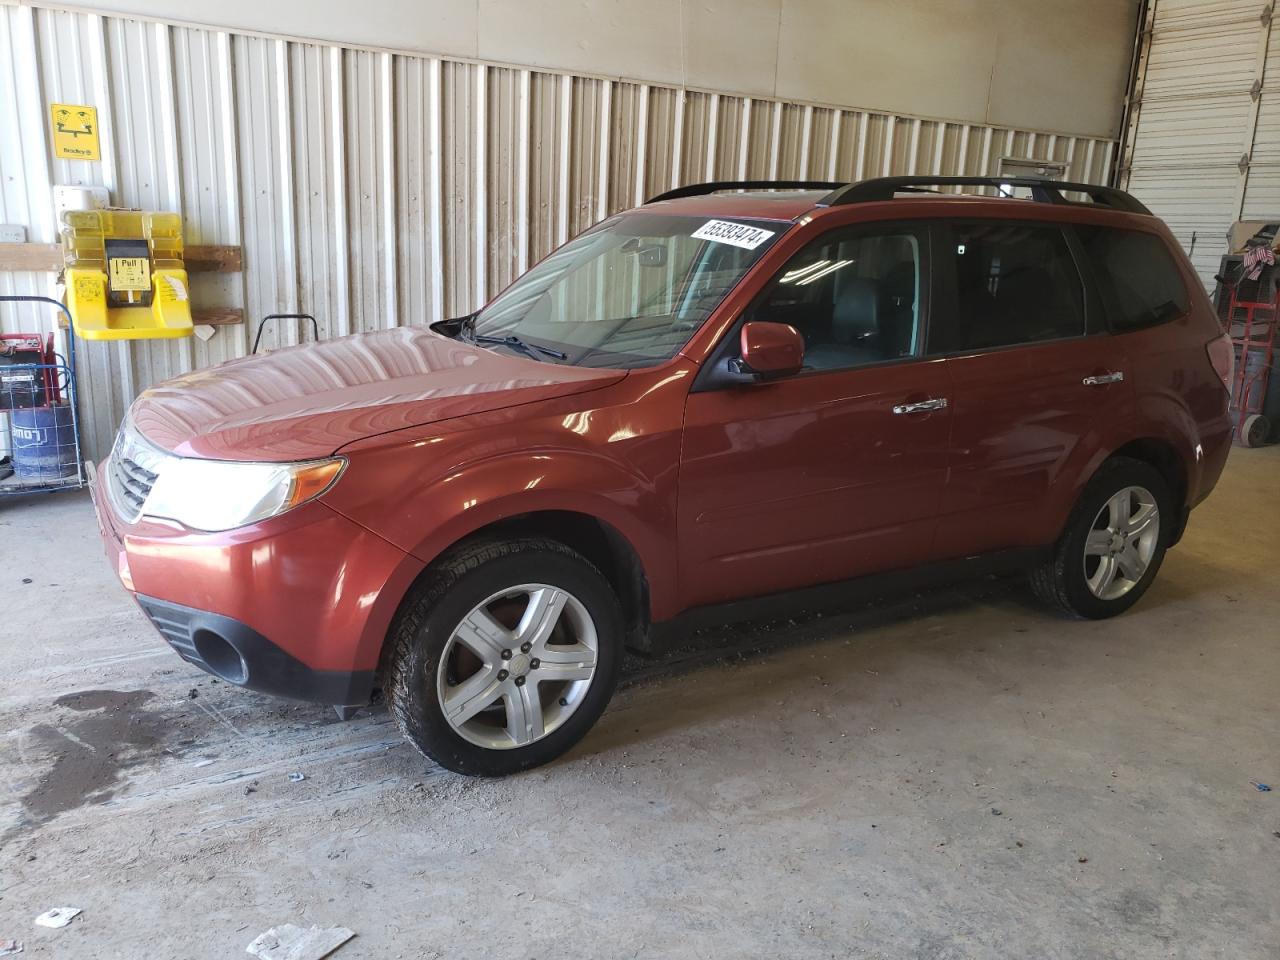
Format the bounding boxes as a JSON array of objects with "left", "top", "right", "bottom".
[{"left": 677, "top": 223, "right": 952, "bottom": 609}]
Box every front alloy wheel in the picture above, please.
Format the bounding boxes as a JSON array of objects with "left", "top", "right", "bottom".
[
  {"left": 438, "top": 584, "right": 599, "bottom": 749},
  {"left": 385, "top": 538, "right": 622, "bottom": 776}
]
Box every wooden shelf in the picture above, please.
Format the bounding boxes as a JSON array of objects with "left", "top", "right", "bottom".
[
  {"left": 0, "top": 242, "right": 243, "bottom": 274},
  {"left": 2, "top": 243, "right": 246, "bottom": 327},
  {"left": 193, "top": 307, "right": 244, "bottom": 326}
]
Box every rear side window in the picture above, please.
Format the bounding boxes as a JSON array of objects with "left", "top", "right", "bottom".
[
  {"left": 1075, "top": 226, "right": 1189, "bottom": 331},
  {"left": 934, "top": 223, "right": 1086, "bottom": 353}
]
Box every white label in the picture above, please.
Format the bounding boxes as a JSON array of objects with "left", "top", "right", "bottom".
[
  {"left": 691, "top": 219, "right": 775, "bottom": 250},
  {"left": 162, "top": 275, "right": 189, "bottom": 301}
]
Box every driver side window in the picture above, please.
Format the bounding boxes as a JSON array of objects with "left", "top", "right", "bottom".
[{"left": 745, "top": 226, "right": 926, "bottom": 372}]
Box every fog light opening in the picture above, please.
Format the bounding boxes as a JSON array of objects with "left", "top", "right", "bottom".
[{"left": 192, "top": 628, "right": 249, "bottom": 685}]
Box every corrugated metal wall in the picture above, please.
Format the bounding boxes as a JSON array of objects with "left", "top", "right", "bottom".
[{"left": 1, "top": 3, "right": 1118, "bottom": 461}]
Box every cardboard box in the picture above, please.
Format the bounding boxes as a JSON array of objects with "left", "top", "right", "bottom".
[{"left": 1228, "top": 220, "right": 1280, "bottom": 253}]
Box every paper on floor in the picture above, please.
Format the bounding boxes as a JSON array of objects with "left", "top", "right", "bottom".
[
  {"left": 33, "top": 908, "right": 81, "bottom": 929},
  {"left": 245, "top": 923, "right": 354, "bottom": 960}
]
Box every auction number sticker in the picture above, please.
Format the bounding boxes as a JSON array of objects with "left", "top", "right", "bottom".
[{"left": 691, "top": 220, "right": 775, "bottom": 250}]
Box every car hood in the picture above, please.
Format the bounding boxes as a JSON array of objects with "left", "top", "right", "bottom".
[{"left": 129, "top": 326, "right": 624, "bottom": 460}]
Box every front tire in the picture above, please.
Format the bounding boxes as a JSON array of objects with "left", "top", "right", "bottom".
[
  {"left": 1030, "top": 457, "right": 1173, "bottom": 619},
  {"left": 385, "top": 538, "right": 623, "bottom": 776}
]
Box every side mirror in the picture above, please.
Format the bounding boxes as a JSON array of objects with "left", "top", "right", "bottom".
[{"left": 732, "top": 321, "right": 804, "bottom": 380}]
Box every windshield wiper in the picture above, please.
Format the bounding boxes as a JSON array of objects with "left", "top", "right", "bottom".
[
  {"left": 432, "top": 314, "right": 568, "bottom": 362},
  {"left": 473, "top": 333, "right": 568, "bottom": 362}
]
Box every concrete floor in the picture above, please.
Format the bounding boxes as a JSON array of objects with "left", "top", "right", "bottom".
[{"left": 1, "top": 448, "right": 1278, "bottom": 959}]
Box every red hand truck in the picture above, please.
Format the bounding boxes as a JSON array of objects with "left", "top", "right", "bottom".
[{"left": 1224, "top": 280, "right": 1279, "bottom": 447}]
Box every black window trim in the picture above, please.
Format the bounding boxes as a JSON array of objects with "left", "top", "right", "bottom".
[
  {"left": 925, "top": 217, "right": 1104, "bottom": 360},
  {"left": 692, "top": 219, "right": 934, "bottom": 392}
]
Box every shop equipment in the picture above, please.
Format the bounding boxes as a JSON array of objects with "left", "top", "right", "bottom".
[
  {"left": 0, "top": 296, "right": 85, "bottom": 494},
  {"left": 1219, "top": 273, "right": 1280, "bottom": 447},
  {"left": 252, "top": 313, "right": 320, "bottom": 354},
  {"left": 61, "top": 209, "right": 194, "bottom": 340},
  {"left": 0, "top": 331, "right": 60, "bottom": 409}
]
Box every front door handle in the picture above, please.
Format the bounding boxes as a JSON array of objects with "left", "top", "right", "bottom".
[
  {"left": 1082, "top": 371, "right": 1124, "bottom": 386},
  {"left": 892, "top": 397, "right": 948, "bottom": 415}
]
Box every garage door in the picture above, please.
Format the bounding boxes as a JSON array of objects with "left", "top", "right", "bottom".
[{"left": 1121, "top": 0, "right": 1274, "bottom": 285}]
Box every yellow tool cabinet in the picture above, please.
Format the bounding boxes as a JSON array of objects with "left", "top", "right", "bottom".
[{"left": 61, "top": 210, "right": 194, "bottom": 340}]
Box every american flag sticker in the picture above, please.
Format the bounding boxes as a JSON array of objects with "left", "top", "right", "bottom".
[{"left": 691, "top": 220, "right": 775, "bottom": 250}]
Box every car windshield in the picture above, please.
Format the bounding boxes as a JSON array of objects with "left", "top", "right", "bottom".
[{"left": 470, "top": 212, "right": 785, "bottom": 368}]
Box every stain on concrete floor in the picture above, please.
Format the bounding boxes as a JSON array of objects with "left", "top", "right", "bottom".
[{"left": 9, "top": 689, "right": 162, "bottom": 830}]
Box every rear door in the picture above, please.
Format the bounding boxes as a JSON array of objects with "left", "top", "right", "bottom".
[{"left": 930, "top": 219, "right": 1130, "bottom": 557}]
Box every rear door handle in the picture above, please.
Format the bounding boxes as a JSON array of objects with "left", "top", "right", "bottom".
[
  {"left": 892, "top": 397, "right": 948, "bottom": 414},
  {"left": 1082, "top": 371, "right": 1124, "bottom": 386}
]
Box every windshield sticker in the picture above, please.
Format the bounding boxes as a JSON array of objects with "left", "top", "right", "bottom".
[{"left": 691, "top": 220, "right": 775, "bottom": 250}]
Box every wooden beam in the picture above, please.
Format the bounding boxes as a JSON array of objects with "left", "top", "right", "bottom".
[
  {"left": 182, "top": 245, "right": 243, "bottom": 273},
  {"left": 0, "top": 243, "right": 63, "bottom": 272},
  {"left": 0, "top": 242, "right": 243, "bottom": 273},
  {"left": 192, "top": 307, "right": 243, "bottom": 326}
]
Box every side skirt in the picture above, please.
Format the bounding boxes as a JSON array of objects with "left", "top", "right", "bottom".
[{"left": 639, "top": 547, "right": 1051, "bottom": 656}]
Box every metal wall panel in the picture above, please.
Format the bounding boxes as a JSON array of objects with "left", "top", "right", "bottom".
[{"left": 0, "top": 3, "right": 1117, "bottom": 460}]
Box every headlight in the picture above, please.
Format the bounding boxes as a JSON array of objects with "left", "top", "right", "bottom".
[{"left": 143, "top": 457, "right": 345, "bottom": 532}]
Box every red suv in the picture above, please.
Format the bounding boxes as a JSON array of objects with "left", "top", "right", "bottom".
[{"left": 90, "top": 176, "right": 1234, "bottom": 775}]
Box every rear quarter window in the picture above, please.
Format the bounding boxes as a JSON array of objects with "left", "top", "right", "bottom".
[{"left": 1075, "top": 226, "right": 1190, "bottom": 332}]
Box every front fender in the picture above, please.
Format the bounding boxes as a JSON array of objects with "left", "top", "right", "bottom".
[
  {"left": 403, "top": 451, "right": 675, "bottom": 610},
  {"left": 323, "top": 370, "right": 691, "bottom": 624},
  {"left": 337, "top": 451, "right": 675, "bottom": 677}
]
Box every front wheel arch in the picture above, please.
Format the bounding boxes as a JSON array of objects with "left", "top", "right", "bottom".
[{"left": 378, "top": 509, "right": 652, "bottom": 680}]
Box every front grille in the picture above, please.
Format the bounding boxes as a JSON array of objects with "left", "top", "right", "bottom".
[{"left": 107, "top": 422, "right": 175, "bottom": 523}]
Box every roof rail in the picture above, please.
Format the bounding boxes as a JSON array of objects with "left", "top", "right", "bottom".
[
  {"left": 817, "top": 176, "right": 1151, "bottom": 215},
  {"left": 647, "top": 180, "right": 846, "bottom": 204}
]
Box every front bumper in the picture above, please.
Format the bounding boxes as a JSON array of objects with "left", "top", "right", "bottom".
[
  {"left": 136, "top": 594, "right": 375, "bottom": 705},
  {"left": 88, "top": 454, "right": 423, "bottom": 706}
]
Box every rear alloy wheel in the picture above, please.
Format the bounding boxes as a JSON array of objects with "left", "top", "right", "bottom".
[
  {"left": 1030, "top": 457, "right": 1172, "bottom": 619},
  {"left": 1082, "top": 485, "right": 1161, "bottom": 601},
  {"left": 385, "top": 538, "right": 622, "bottom": 776}
]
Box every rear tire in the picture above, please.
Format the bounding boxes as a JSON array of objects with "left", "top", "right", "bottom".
[
  {"left": 1030, "top": 457, "right": 1173, "bottom": 619},
  {"left": 385, "top": 537, "right": 623, "bottom": 776}
]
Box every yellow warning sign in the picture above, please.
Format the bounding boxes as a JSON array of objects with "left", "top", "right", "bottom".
[
  {"left": 49, "top": 103, "right": 101, "bottom": 161},
  {"left": 108, "top": 256, "right": 151, "bottom": 293}
]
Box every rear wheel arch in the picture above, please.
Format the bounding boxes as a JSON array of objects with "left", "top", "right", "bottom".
[
  {"left": 1106, "top": 436, "right": 1188, "bottom": 514},
  {"left": 1032, "top": 455, "right": 1173, "bottom": 618},
  {"left": 1047, "top": 436, "right": 1191, "bottom": 552}
]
